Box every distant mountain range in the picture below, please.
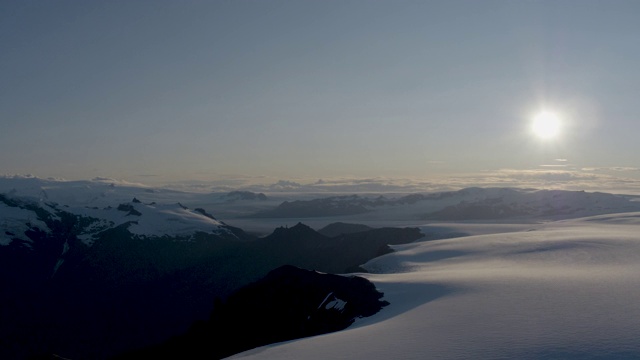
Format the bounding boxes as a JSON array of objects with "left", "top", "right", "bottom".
[
  {"left": 221, "top": 190, "right": 268, "bottom": 202},
  {"left": 247, "top": 193, "right": 429, "bottom": 218},
  {"left": 249, "top": 187, "right": 640, "bottom": 220}
]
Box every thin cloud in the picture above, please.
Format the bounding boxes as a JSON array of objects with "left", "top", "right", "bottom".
[
  {"left": 610, "top": 167, "right": 640, "bottom": 172},
  {"left": 233, "top": 170, "right": 640, "bottom": 195},
  {"left": 90, "top": 177, "right": 149, "bottom": 187},
  {"left": 579, "top": 167, "right": 640, "bottom": 173},
  {"left": 57, "top": 167, "right": 640, "bottom": 196}
]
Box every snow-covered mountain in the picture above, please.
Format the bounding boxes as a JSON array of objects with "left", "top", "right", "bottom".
[
  {"left": 231, "top": 212, "right": 640, "bottom": 359},
  {"left": 1, "top": 194, "right": 238, "bottom": 247},
  {"left": 0, "top": 176, "right": 254, "bottom": 247},
  {"left": 0, "top": 177, "right": 255, "bottom": 359}
]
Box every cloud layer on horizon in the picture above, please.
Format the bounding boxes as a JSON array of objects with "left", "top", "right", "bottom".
[
  {"left": 5, "top": 167, "right": 640, "bottom": 196},
  {"left": 177, "top": 168, "right": 640, "bottom": 195}
]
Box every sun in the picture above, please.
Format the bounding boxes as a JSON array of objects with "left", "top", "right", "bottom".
[{"left": 531, "top": 111, "right": 561, "bottom": 139}]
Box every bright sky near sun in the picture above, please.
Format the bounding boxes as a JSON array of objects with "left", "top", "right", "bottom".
[{"left": 1, "top": 0, "right": 639, "bottom": 185}]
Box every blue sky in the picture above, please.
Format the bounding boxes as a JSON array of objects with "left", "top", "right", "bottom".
[{"left": 2, "top": 0, "right": 639, "bottom": 187}]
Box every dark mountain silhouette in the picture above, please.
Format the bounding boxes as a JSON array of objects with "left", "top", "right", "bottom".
[
  {"left": 117, "top": 265, "right": 389, "bottom": 360},
  {"left": 318, "top": 222, "right": 373, "bottom": 237}
]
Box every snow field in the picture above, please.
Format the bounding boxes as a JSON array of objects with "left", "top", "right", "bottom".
[{"left": 231, "top": 213, "right": 640, "bottom": 359}]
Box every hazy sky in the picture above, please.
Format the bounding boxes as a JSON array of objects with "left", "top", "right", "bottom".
[{"left": 2, "top": 0, "right": 640, "bottom": 186}]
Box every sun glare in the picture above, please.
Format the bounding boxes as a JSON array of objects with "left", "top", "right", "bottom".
[{"left": 532, "top": 111, "right": 561, "bottom": 139}]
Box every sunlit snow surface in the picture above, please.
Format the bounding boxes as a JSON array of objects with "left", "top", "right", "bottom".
[
  {"left": 0, "top": 177, "right": 233, "bottom": 244},
  {"left": 231, "top": 213, "right": 640, "bottom": 359},
  {"left": 72, "top": 202, "right": 232, "bottom": 244}
]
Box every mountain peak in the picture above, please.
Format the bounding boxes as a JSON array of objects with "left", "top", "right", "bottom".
[{"left": 268, "top": 222, "right": 321, "bottom": 240}]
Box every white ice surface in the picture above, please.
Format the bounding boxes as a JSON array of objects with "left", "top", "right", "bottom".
[{"left": 230, "top": 212, "right": 640, "bottom": 359}]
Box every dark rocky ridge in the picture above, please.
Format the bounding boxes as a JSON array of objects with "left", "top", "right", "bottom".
[
  {"left": 118, "top": 265, "right": 389, "bottom": 360},
  {"left": 318, "top": 222, "right": 373, "bottom": 237}
]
